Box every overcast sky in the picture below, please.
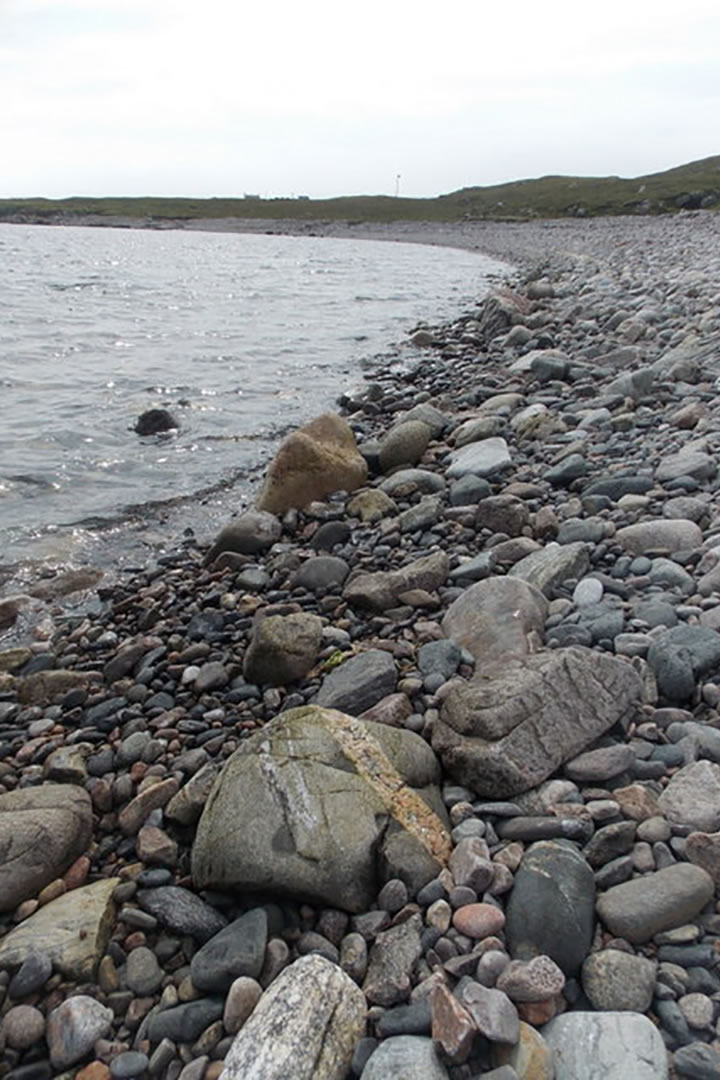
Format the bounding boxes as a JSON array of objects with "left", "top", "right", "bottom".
[{"left": 2, "top": 0, "right": 719, "bottom": 200}]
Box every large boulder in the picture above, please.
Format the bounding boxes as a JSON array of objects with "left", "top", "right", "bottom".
[
  {"left": 440, "top": 577, "right": 547, "bottom": 670},
  {"left": 433, "top": 646, "right": 642, "bottom": 797},
  {"left": 256, "top": 414, "right": 367, "bottom": 514},
  {"left": 543, "top": 1012, "right": 668, "bottom": 1080},
  {"left": 0, "top": 785, "right": 93, "bottom": 912},
  {"left": 220, "top": 955, "right": 366, "bottom": 1080},
  {"left": 192, "top": 706, "right": 451, "bottom": 912}
]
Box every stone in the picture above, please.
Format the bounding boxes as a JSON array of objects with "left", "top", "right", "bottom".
[
  {"left": 399, "top": 403, "right": 449, "bottom": 438},
  {"left": 135, "top": 407, "right": 177, "bottom": 435},
  {"left": 658, "top": 761, "right": 720, "bottom": 832},
  {"left": 656, "top": 450, "right": 716, "bottom": 484},
  {"left": 673, "top": 1043, "right": 720, "bottom": 1079},
  {"left": 147, "top": 999, "right": 224, "bottom": 1044},
  {"left": 343, "top": 551, "right": 449, "bottom": 612},
  {"left": 440, "top": 577, "right": 547, "bottom": 670},
  {"left": 2, "top": 1004, "right": 46, "bottom": 1050},
  {"left": 434, "top": 647, "right": 642, "bottom": 798},
  {"left": 378, "top": 420, "right": 432, "bottom": 473},
  {"left": 8, "top": 949, "right": 53, "bottom": 997},
  {"left": 452, "top": 903, "right": 505, "bottom": 939},
  {"left": 477, "top": 494, "right": 530, "bottom": 537},
  {"left": 564, "top": 745, "right": 635, "bottom": 783},
  {"left": 379, "top": 468, "right": 445, "bottom": 496},
  {"left": 125, "top": 945, "right": 164, "bottom": 996},
  {"left": 493, "top": 1022, "right": 553, "bottom": 1079},
  {"left": 165, "top": 762, "right": 220, "bottom": 826},
  {"left": 581, "top": 949, "right": 656, "bottom": 1012},
  {"left": 291, "top": 555, "right": 350, "bottom": 592},
  {"left": 243, "top": 612, "right": 324, "bottom": 686},
  {"left": 685, "top": 831, "right": 720, "bottom": 884},
  {"left": 363, "top": 914, "right": 423, "bottom": 1006},
  {"left": 16, "top": 669, "right": 91, "bottom": 705},
  {"left": 457, "top": 981, "right": 519, "bottom": 1045},
  {"left": 347, "top": 489, "right": 397, "bottom": 523},
  {"left": 191, "top": 908, "right": 268, "bottom": 992},
  {"left": 256, "top": 413, "right": 367, "bottom": 514},
  {"left": 615, "top": 519, "right": 703, "bottom": 555},
  {"left": 496, "top": 955, "right": 565, "bottom": 1002},
  {"left": 135, "top": 885, "right": 227, "bottom": 942},
  {"left": 192, "top": 707, "right": 450, "bottom": 913},
  {"left": 542, "top": 1011, "right": 668, "bottom": 1079},
  {"left": 447, "top": 436, "right": 511, "bottom": 479},
  {"left": 0, "top": 877, "right": 119, "bottom": 980},
  {"left": 205, "top": 510, "right": 281, "bottom": 565},
  {"left": 314, "top": 649, "right": 397, "bottom": 715},
  {"left": 359, "top": 1035, "right": 449, "bottom": 1080},
  {"left": 219, "top": 955, "right": 366, "bottom": 1080},
  {"left": 46, "top": 995, "right": 114, "bottom": 1070},
  {"left": 596, "top": 864, "right": 714, "bottom": 944},
  {"left": 505, "top": 841, "right": 595, "bottom": 975},
  {"left": 509, "top": 542, "right": 590, "bottom": 598},
  {"left": 223, "top": 976, "right": 264, "bottom": 1035},
  {"left": 430, "top": 981, "right": 475, "bottom": 1064}
]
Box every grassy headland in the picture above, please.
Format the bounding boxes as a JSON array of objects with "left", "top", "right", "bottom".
[{"left": 1, "top": 155, "right": 718, "bottom": 227}]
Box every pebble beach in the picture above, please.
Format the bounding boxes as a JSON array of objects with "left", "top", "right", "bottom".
[{"left": 1, "top": 210, "right": 720, "bottom": 1080}]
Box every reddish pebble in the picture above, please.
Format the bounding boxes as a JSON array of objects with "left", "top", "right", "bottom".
[
  {"left": 75, "top": 1064, "right": 111, "bottom": 1080},
  {"left": 451, "top": 903, "right": 505, "bottom": 939},
  {"left": 37, "top": 879, "right": 66, "bottom": 906},
  {"left": 64, "top": 855, "right": 91, "bottom": 890}
]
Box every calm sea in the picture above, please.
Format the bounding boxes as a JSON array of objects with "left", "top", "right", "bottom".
[{"left": 0, "top": 223, "right": 506, "bottom": 575}]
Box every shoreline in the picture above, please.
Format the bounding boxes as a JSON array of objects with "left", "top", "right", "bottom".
[{"left": 1, "top": 213, "right": 720, "bottom": 1077}]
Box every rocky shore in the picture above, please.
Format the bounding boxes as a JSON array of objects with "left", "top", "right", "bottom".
[{"left": 1, "top": 211, "right": 720, "bottom": 1080}]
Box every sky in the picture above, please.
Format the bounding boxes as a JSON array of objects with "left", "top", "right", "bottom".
[{"left": 1, "top": 0, "right": 719, "bottom": 200}]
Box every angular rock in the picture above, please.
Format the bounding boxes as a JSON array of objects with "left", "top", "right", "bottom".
[
  {"left": 0, "top": 784, "right": 93, "bottom": 912},
  {"left": 508, "top": 542, "right": 590, "bottom": 598},
  {"left": 657, "top": 761, "right": 720, "bottom": 832},
  {"left": 493, "top": 1021, "right": 553, "bottom": 1079},
  {"left": 347, "top": 489, "right": 397, "bottom": 523},
  {"left": 256, "top": 413, "right": 367, "bottom": 514},
  {"left": 457, "top": 981, "right": 519, "bottom": 1045},
  {"left": 434, "top": 647, "right": 642, "bottom": 798},
  {"left": 363, "top": 914, "right": 423, "bottom": 1006},
  {"left": 596, "top": 864, "right": 714, "bottom": 944},
  {"left": 505, "top": 841, "right": 595, "bottom": 975},
  {"left": 343, "top": 551, "right": 449, "bottom": 612},
  {"left": 447, "top": 437, "right": 511, "bottom": 479},
  {"left": 192, "top": 707, "right": 450, "bottom": 913},
  {"left": 0, "top": 878, "right": 119, "bottom": 979},
  {"left": 656, "top": 450, "right": 716, "bottom": 484},
  {"left": 542, "top": 1011, "right": 668, "bottom": 1079},
  {"left": 430, "top": 981, "right": 475, "bottom": 1064},
  {"left": 314, "top": 649, "right": 397, "bottom": 715},
  {"left": 243, "top": 612, "right": 323, "bottom": 687},
  {"left": 440, "top": 577, "right": 547, "bottom": 670},
  {"left": 496, "top": 955, "right": 565, "bottom": 1002},
  {"left": 220, "top": 955, "right": 366, "bottom": 1080},
  {"left": 685, "top": 831, "right": 720, "bottom": 884},
  {"left": 360, "top": 1035, "right": 449, "bottom": 1080}
]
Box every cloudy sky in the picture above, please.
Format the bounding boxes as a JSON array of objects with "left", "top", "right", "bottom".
[{"left": 2, "top": 0, "right": 719, "bottom": 200}]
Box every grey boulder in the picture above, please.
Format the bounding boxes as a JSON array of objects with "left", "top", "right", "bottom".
[
  {"left": 543, "top": 1011, "right": 668, "bottom": 1079},
  {"left": 440, "top": 576, "right": 547, "bottom": 670},
  {"left": 596, "top": 863, "right": 714, "bottom": 944},
  {"left": 192, "top": 706, "right": 451, "bottom": 912},
  {"left": 313, "top": 649, "right": 397, "bottom": 715}
]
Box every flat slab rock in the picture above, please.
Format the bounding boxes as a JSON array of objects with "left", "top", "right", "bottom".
[
  {"left": 0, "top": 878, "right": 119, "bottom": 980},
  {"left": 220, "top": 954, "right": 366, "bottom": 1080},
  {"left": 433, "top": 646, "right": 643, "bottom": 798},
  {"left": 192, "top": 706, "right": 451, "bottom": 912},
  {"left": 542, "top": 1011, "right": 668, "bottom": 1079}
]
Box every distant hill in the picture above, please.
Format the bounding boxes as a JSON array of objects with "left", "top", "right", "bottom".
[{"left": 1, "top": 155, "right": 718, "bottom": 226}]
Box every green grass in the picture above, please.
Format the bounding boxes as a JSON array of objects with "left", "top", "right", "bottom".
[{"left": 2, "top": 155, "right": 718, "bottom": 225}]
